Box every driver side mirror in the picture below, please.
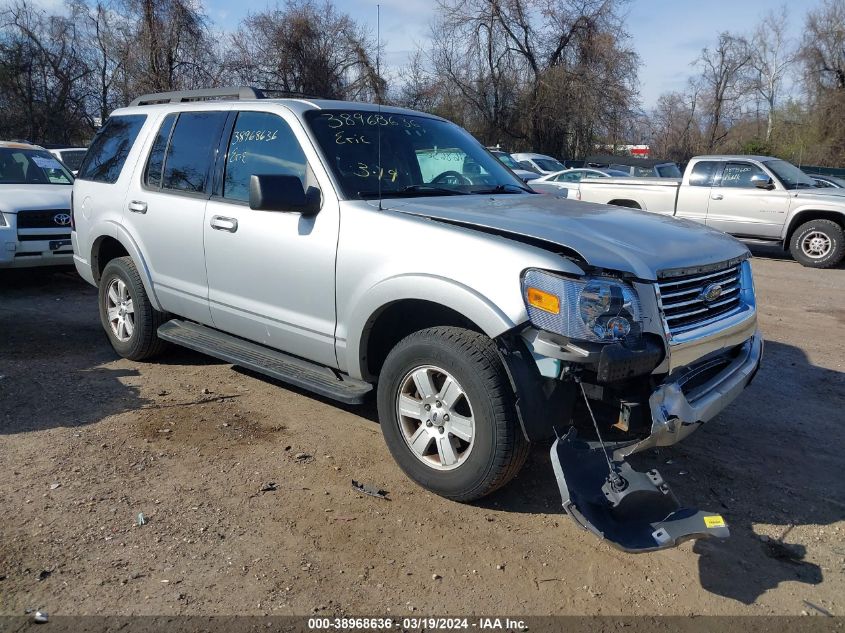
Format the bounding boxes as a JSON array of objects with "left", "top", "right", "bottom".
[
  {"left": 753, "top": 175, "right": 775, "bottom": 190},
  {"left": 249, "top": 174, "right": 321, "bottom": 215}
]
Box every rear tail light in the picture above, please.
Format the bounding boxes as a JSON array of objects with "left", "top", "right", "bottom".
[
  {"left": 70, "top": 191, "right": 75, "bottom": 230},
  {"left": 575, "top": 190, "right": 581, "bottom": 201}
]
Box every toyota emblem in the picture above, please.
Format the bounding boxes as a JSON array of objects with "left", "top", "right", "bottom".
[{"left": 53, "top": 213, "right": 71, "bottom": 226}]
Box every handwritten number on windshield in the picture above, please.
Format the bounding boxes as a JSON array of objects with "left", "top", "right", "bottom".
[
  {"left": 355, "top": 163, "right": 397, "bottom": 182},
  {"left": 322, "top": 113, "right": 420, "bottom": 129}
]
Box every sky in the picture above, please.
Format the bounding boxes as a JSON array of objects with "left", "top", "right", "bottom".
[
  {"left": 13, "top": 0, "right": 822, "bottom": 108},
  {"left": 200, "top": 0, "right": 819, "bottom": 108}
]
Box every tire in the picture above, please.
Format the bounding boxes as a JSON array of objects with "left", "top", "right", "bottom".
[
  {"left": 789, "top": 219, "right": 845, "bottom": 269},
  {"left": 98, "top": 256, "right": 169, "bottom": 360},
  {"left": 376, "top": 326, "right": 529, "bottom": 502}
]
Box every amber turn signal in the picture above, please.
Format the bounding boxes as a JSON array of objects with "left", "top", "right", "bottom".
[{"left": 526, "top": 287, "right": 560, "bottom": 314}]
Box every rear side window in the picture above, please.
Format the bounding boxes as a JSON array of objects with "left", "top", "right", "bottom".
[
  {"left": 689, "top": 161, "right": 719, "bottom": 187},
  {"left": 161, "top": 111, "right": 227, "bottom": 193},
  {"left": 77, "top": 114, "right": 146, "bottom": 183},
  {"left": 144, "top": 113, "right": 177, "bottom": 188}
]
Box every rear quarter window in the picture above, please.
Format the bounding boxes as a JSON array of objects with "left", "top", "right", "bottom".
[
  {"left": 77, "top": 115, "right": 147, "bottom": 183},
  {"left": 689, "top": 161, "right": 719, "bottom": 187}
]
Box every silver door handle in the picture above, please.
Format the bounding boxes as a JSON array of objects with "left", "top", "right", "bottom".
[
  {"left": 210, "top": 215, "right": 238, "bottom": 233},
  {"left": 711, "top": 194, "right": 724, "bottom": 201},
  {"left": 128, "top": 200, "right": 147, "bottom": 213}
]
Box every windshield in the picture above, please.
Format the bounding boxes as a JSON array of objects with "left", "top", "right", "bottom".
[
  {"left": 58, "top": 150, "right": 87, "bottom": 171},
  {"left": 534, "top": 158, "right": 565, "bottom": 172},
  {"left": 491, "top": 151, "right": 522, "bottom": 170},
  {"left": 764, "top": 159, "right": 816, "bottom": 190},
  {"left": 0, "top": 148, "right": 74, "bottom": 185},
  {"left": 306, "top": 111, "right": 528, "bottom": 198}
]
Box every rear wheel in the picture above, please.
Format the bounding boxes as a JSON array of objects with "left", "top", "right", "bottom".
[
  {"left": 789, "top": 219, "right": 844, "bottom": 268},
  {"left": 377, "top": 326, "right": 529, "bottom": 502},
  {"left": 98, "top": 256, "right": 169, "bottom": 360}
]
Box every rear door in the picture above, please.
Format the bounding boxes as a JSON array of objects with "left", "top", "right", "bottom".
[
  {"left": 705, "top": 160, "right": 790, "bottom": 238},
  {"left": 123, "top": 109, "right": 228, "bottom": 324},
  {"left": 674, "top": 160, "right": 719, "bottom": 225}
]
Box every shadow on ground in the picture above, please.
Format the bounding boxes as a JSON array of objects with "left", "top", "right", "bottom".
[{"left": 0, "top": 268, "right": 150, "bottom": 434}]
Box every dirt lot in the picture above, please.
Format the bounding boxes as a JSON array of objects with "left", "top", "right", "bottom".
[{"left": 1, "top": 248, "right": 843, "bottom": 618}]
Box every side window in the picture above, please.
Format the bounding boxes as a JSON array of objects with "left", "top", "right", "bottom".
[
  {"left": 559, "top": 172, "right": 580, "bottom": 182},
  {"left": 162, "top": 111, "right": 227, "bottom": 193},
  {"left": 144, "top": 113, "right": 177, "bottom": 188},
  {"left": 720, "top": 162, "right": 766, "bottom": 188},
  {"left": 633, "top": 166, "right": 653, "bottom": 177},
  {"left": 689, "top": 161, "right": 719, "bottom": 187},
  {"left": 223, "top": 111, "right": 307, "bottom": 202},
  {"left": 77, "top": 114, "right": 146, "bottom": 183}
]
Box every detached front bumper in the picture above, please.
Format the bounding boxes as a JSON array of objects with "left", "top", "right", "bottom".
[{"left": 617, "top": 327, "right": 763, "bottom": 459}]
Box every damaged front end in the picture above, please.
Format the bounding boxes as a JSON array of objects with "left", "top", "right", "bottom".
[{"left": 500, "top": 261, "right": 761, "bottom": 552}]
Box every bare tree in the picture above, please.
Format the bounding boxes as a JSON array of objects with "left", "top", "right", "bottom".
[
  {"left": 225, "top": 0, "right": 384, "bottom": 101},
  {"left": 696, "top": 32, "right": 751, "bottom": 152},
  {"left": 802, "top": 0, "right": 845, "bottom": 92},
  {"left": 648, "top": 84, "right": 704, "bottom": 163},
  {"left": 748, "top": 6, "right": 796, "bottom": 142},
  {"left": 799, "top": 0, "right": 845, "bottom": 164},
  {"left": 428, "top": 0, "right": 639, "bottom": 158},
  {"left": 125, "top": 0, "right": 220, "bottom": 94},
  {"left": 0, "top": 0, "right": 92, "bottom": 143}
]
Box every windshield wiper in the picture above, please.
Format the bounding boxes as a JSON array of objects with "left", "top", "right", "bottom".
[
  {"left": 471, "top": 183, "right": 533, "bottom": 194},
  {"left": 358, "top": 185, "right": 469, "bottom": 199}
]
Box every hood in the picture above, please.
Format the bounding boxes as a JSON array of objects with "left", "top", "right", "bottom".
[
  {"left": 513, "top": 169, "right": 540, "bottom": 182},
  {"left": 793, "top": 187, "right": 845, "bottom": 201},
  {"left": 0, "top": 184, "right": 72, "bottom": 213},
  {"left": 386, "top": 195, "right": 748, "bottom": 281}
]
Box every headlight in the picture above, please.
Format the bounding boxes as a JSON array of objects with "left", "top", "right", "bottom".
[{"left": 521, "top": 269, "right": 642, "bottom": 342}]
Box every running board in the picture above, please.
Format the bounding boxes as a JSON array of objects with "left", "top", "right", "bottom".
[
  {"left": 157, "top": 320, "right": 372, "bottom": 405},
  {"left": 551, "top": 429, "right": 729, "bottom": 552}
]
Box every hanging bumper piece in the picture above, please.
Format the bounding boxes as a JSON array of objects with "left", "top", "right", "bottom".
[{"left": 551, "top": 429, "right": 729, "bottom": 553}]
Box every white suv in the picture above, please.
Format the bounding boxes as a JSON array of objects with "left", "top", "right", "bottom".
[{"left": 0, "top": 141, "right": 75, "bottom": 268}]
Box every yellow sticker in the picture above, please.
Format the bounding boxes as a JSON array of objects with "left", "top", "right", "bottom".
[{"left": 704, "top": 515, "right": 726, "bottom": 528}]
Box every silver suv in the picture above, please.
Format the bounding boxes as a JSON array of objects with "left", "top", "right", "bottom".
[{"left": 72, "top": 88, "right": 762, "bottom": 552}]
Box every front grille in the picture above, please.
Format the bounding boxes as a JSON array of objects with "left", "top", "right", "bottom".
[
  {"left": 657, "top": 263, "right": 743, "bottom": 335},
  {"left": 16, "top": 209, "right": 71, "bottom": 229}
]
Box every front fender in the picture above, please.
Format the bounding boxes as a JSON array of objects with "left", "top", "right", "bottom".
[{"left": 343, "top": 274, "right": 523, "bottom": 380}]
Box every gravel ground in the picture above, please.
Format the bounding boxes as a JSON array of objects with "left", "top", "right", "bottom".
[{"left": 1, "top": 248, "right": 843, "bottom": 617}]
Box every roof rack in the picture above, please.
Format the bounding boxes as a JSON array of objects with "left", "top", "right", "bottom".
[{"left": 128, "top": 86, "right": 324, "bottom": 107}]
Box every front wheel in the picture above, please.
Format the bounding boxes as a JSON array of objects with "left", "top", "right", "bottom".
[
  {"left": 789, "top": 219, "right": 845, "bottom": 268},
  {"left": 377, "top": 327, "right": 529, "bottom": 502},
  {"left": 98, "top": 256, "right": 169, "bottom": 360}
]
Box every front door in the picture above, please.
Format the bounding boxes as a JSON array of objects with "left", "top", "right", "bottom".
[
  {"left": 706, "top": 161, "right": 790, "bottom": 238},
  {"left": 203, "top": 109, "right": 339, "bottom": 368}
]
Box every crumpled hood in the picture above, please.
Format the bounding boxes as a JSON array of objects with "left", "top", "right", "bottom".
[
  {"left": 0, "top": 185, "right": 72, "bottom": 213},
  {"left": 386, "top": 195, "right": 748, "bottom": 280}
]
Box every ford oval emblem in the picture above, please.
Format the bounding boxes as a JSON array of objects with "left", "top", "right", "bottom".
[
  {"left": 700, "top": 283, "right": 723, "bottom": 303},
  {"left": 53, "top": 213, "right": 71, "bottom": 226}
]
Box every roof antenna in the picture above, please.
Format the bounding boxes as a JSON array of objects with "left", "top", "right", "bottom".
[{"left": 377, "top": 3, "right": 383, "bottom": 211}]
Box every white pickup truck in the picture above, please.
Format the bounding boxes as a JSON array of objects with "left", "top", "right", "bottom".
[{"left": 577, "top": 154, "right": 845, "bottom": 268}]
